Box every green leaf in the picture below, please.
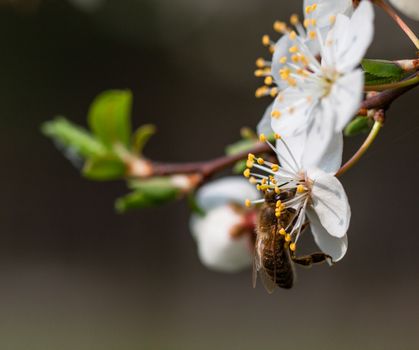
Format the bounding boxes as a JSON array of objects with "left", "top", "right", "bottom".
[
  {"left": 362, "top": 59, "right": 404, "bottom": 79},
  {"left": 344, "top": 116, "right": 373, "bottom": 137},
  {"left": 232, "top": 159, "right": 248, "bottom": 174},
  {"left": 132, "top": 124, "right": 156, "bottom": 155},
  {"left": 187, "top": 193, "right": 205, "bottom": 217},
  {"left": 116, "top": 177, "right": 180, "bottom": 212},
  {"left": 83, "top": 156, "right": 126, "bottom": 181},
  {"left": 41, "top": 117, "right": 107, "bottom": 158},
  {"left": 225, "top": 139, "right": 256, "bottom": 156},
  {"left": 88, "top": 90, "right": 132, "bottom": 148},
  {"left": 364, "top": 73, "right": 400, "bottom": 85}
]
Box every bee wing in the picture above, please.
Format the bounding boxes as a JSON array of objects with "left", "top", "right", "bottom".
[{"left": 253, "top": 235, "right": 277, "bottom": 294}]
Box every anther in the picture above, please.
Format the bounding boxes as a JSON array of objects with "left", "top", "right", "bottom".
[
  {"left": 271, "top": 164, "right": 279, "bottom": 172},
  {"left": 289, "top": 46, "right": 298, "bottom": 53},
  {"left": 275, "top": 187, "right": 281, "bottom": 194},
  {"left": 270, "top": 87, "right": 278, "bottom": 97},
  {"left": 290, "top": 14, "right": 299, "bottom": 25},
  {"left": 271, "top": 110, "right": 281, "bottom": 119},
  {"left": 290, "top": 243, "right": 297, "bottom": 252},
  {"left": 256, "top": 58, "right": 265, "bottom": 68},
  {"left": 308, "top": 31, "right": 317, "bottom": 40},
  {"left": 274, "top": 133, "right": 281, "bottom": 140},
  {"left": 264, "top": 76, "right": 273, "bottom": 85},
  {"left": 243, "top": 169, "right": 251, "bottom": 178},
  {"left": 279, "top": 56, "right": 287, "bottom": 64},
  {"left": 249, "top": 177, "right": 257, "bottom": 185},
  {"left": 245, "top": 199, "right": 251, "bottom": 208},
  {"left": 246, "top": 160, "right": 254, "bottom": 168},
  {"left": 257, "top": 157, "right": 265, "bottom": 165},
  {"left": 259, "top": 134, "right": 267, "bottom": 142},
  {"left": 289, "top": 31, "right": 297, "bottom": 41},
  {"left": 273, "top": 21, "right": 287, "bottom": 33},
  {"left": 262, "top": 35, "right": 270, "bottom": 46},
  {"left": 279, "top": 228, "right": 287, "bottom": 236},
  {"left": 248, "top": 153, "right": 255, "bottom": 161},
  {"left": 297, "top": 184, "right": 305, "bottom": 193},
  {"left": 285, "top": 234, "right": 292, "bottom": 242}
]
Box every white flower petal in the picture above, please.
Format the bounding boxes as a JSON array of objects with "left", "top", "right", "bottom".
[
  {"left": 306, "top": 208, "right": 348, "bottom": 262},
  {"left": 299, "top": 99, "right": 336, "bottom": 170},
  {"left": 302, "top": 131, "right": 343, "bottom": 174},
  {"left": 304, "top": 0, "right": 354, "bottom": 30},
  {"left": 330, "top": 69, "right": 364, "bottom": 132},
  {"left": 196, "top": 177, "right": 259, "bottom": 212},
  {"left": 270, "top": 88, "right": 311, "bottom": 137},
  {"left": 325, "top": 0, "right": 374, "bottom": 73},
  {"left": 389, "top": 0, "right": 419, "bottom": 21},
  {"left": 271, "top": 36, "right": 295, "bottom": 89},
  {"left": 190, "top": 205, "right": 253, "bottom": 272},
  {"left": 307, "top": 168, "right": 351, "bottom": 238},
  {"left": 257, "top": 103, "right": 274, "bottom": 136}
]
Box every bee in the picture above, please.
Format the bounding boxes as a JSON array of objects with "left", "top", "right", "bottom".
[{"left": 253, "top": 189, "right": 332, "bottom": 293}]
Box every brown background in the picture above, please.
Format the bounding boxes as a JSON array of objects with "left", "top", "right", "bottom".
[{"left": 0, "top": 0, "right": 418, "bottom": 349}]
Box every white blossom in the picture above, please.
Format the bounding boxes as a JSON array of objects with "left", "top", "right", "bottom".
[
  {"left": 244, "top": 134, "right": 349, "bottom": 262},
  {"left": 257, "top": 1, "right": 374, "bottom": 167},
  {"left": 389, "top": 0, "right": 419, "bottom": 20},
  {"left": 190, "top": 177, "right": 259, "bottom": 272}
]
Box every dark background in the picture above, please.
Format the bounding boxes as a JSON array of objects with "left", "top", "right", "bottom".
[{"left": 1, "top": 0, "right": 418, "bottom": 349}]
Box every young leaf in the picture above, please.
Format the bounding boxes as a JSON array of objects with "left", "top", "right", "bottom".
[
  {"left": 132, "top": 124, "right": 156, "bottom": 155},
  {"left": 88, "top": 90, "right": 132, "bottom": 148},
  {"left": 41, "top": 117, "right": 107, "bottom": 158},
  {"left": 116, "top": 178, "right": 180, "bottom": 212},
  {"left": 225, "top": 139, "right": 256, "bottom": 156},
  {"left": 362, "top": 59, "right": 404, "bottom": 79},
  {"left": 344, "top": 116, "right": 373, "bottom": 137},
  {"left": 83, "top": 156, "right": 126, "bottom": 181},
  {"left": 232, "top": 160, "right": 248, "bottom": 174}
]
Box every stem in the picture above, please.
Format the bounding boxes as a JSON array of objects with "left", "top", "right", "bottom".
[
  {"left": 129, "top": 142, "right": 272, "bottom": 179},
  {"left": 336, "top": 118, "right": 383, "bottom": 177},
  {"left": 373, "top": 0, "right": 419, "bottom": 50},
  {"left": 364, "top": 74, "right": 419, "bottom": 91}
]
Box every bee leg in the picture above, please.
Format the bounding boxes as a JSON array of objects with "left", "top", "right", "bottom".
[{"left": 291, "top": 253, "right": 333, "bottom": 267}]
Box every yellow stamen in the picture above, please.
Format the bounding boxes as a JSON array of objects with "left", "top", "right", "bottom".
[
  {"left": 271, "top": 164, "right": 279, "bottom": 172},
  {"left": 243, "top": 168, "right": 251, "bottom": 178},
  {"left": 264, "top": 76, "right": 273, "bottom": 85},
  {"left": 289, "top": 31, "right": 297, "bottom": 41},
  {"left": 259, "top": 134, "right": 267, "bottom": 142},
  {"left": 303, "top": 19, "right": 310, "bottom": 28},
  {"left": 285, "top": 234, "right": 292, "bottom": 242},
  {"left": 290, "top": 243, "right": 297, "bottom": 252},
  {"left": 273, "top": 21, "right": 287, "bottom": 33},
  {"left": 245, "top": 199, "right": 251, "bottom": 208},
  {"left": 308, "top": 31, "right": 317, "bottom": 40},
  {"left": 274, "top": 133, "right": 281, "bottom": 140},
  {"left": 262, "top": 35, "right": 270, "bottom": 46},
  {"left": 249, "top": 177, "right": 257, "bottom": 185},
  {"left": 297, "top": 184, "right": 305, "bottom": 193},
  {"left": 290, "top": 14, "right": 299, "bottom": 25},
  {"left": 246, "top": 160, "right": 254, "bottom": 168},
  {"left": 289, "top": 46, "right": 298, "bottom": 53},
  {"left": 275, "top": 187, "right": 281, "bottom": 194},
  {"left": 256, "top": 58, "right": 265, "bottom": 68},
  {"left": 270, "top": 87, "right": 278, "bottom": 97},
  {"left": 271, "top": 110, "right": 281, "bottom": 119},
  {"left": 255, "top": 86, "right": 268, "bottom": 98},
  {"left": 257, "top": 157, "right": 265, "bottom": 165},
  {"left": 248, "top": 153, "right": 255, "bottom": 161},
  {"left": 279, "top": 56, "right": 287, "bottom": 64},
  {"left": 279, "top": 228, "right": 287, "bottom": 236}
]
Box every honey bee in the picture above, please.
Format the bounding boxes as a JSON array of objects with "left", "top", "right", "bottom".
[{"left": 253, "top": 189, "right": 332, "bottom": 293}]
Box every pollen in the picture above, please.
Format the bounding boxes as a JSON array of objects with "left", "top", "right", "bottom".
[
  {"left": 248, "top": 153, "right": 255, "bottom": 161},
  {"left": 303, "top": 19, "right": 310, "bottom": 28},
  {"left": 246, "top": 159, "right": 254, "bottom": 168},
  {"left": 290, "top": 243, "right": 297, "bottom": 252},
  {"left": 270, "top": 87, "right": 278, "bottom": 97},
  {"left": 279, "top": 228, "right": 287, "bottom": 236},
  {"left": 297, "top": 184, "right": 305, "bottom": 193},
  {"left": 271, "top": 164, "right": 279, "bottom": 172},
  {"left": 255, "top": 86, "right": 268, "bottom": 98},
  {"left": 273, "top": 21, "right": 287, "bottom": 33},
  {"left": 276, "top": 200, "right": 282, "bottom": 208},
  {"left": 264, "top": 76, "right": 273, "bottom": 85},
  {"left": 257, "top": 157, "right": 265, "bottom": 165},
  {"left": 285, "top": 234, "right": 292, "bottom": 242},
  {"left": 262, "top": 34, "right": 270, "bottom": 46},
  {"left": 275, "top": 186, "right": 281, "bottom": 194},
  {"left": 254, "top": 69, "right": 265, "bottom": 77},
  {"left": 290, "top": 14, "right": 299, "bottom": 25},
  {"left": 274, "top": 133, "right": 281, "bottom": 140},
  {"left": 289, "top": 30, "right": 297, "bottom": 41},
  {"left": 279, "top": 56, "right": 287, "bottom": 64},
  {"left": 245, "top": 199, "right": 251, "bottom": 208},
  {"left": 243, "top": 168, "right": 251, "bottom": 178},
  {"left": 271, "top": 109, "right": 281, "bottom": 119},
  {"left": 308, "top": 31, "right": 317, "bottom": 40},
  {"left": 256, "top": 58, "right": 265, "bottom": 68},
  {"left": 291, "top": 54, "right": 300, "bottom": 63},
  {"left": 289, "top": 46, "right": 298, "bottom": 54},
  {"left": 275, "top": 209, "right": 282, "bottom": 218},
  {"left": 259, "top": 134, "right": 267, "bottom": 142},
  {"left": 305, "top": 3, "right": 317, "bottom": 14}
]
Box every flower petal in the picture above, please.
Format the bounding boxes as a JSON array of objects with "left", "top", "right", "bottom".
[
  {"left": 257, "top": 103, "right": 274, "bottom": 136},
  {"left": 306, "top": 208, "right": 348, "bottom": 262},
  {"left": 307, "top": 168, "right": 351, "bottom": 238},
  {"left": 326, "top": 0, "right": 374, "bottom": 73},
  {"left": 196, "top": 177, "right": 259, "bottom": 212},
  {"left": 271, "top": 35, "right": 295, "bottom": 90},
  {"left": 330, "top": 69, "right": 364, "bottom": 132},
  {"left": 304, "top": 0, "right": 354, "bottom": 30},
  {"left": 190, "top": 205, "right": 253, "bottom": 272}
]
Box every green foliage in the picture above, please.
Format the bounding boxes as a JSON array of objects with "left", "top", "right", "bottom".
[
  {"left": 232, "top": 159, "right": 247, "bottom": 174},
  {"left": 225, "top": 139, "right": 256, "bottom": 156},
  {"left": 88, "top": 90, "right": 132, "bottom": 148},
  {"left": 83, "top": 156, "right": 126, "bottom": 181},
  {"left": 362, "top": 59, "right": 404, "bottom": 85},
  {"left": 41, "top": 117, "right": 108, "bottom": 158},
  {"left": 132, "top": 124, "right": 156, "bottom": 155},
  {"left": 116, "top": 177, "right": 180, "bottom": 212},
  {"left": 344, "top": 116, "right": 373, "bottom": 137}
]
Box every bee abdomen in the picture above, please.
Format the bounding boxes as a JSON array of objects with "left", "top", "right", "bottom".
[{"left": 262, "top": 237, "right": 294, "bottom": 289}]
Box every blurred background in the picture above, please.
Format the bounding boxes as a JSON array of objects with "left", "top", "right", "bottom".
[{"left": 1, "top": 0, "right": 418, "bottom": 349}]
